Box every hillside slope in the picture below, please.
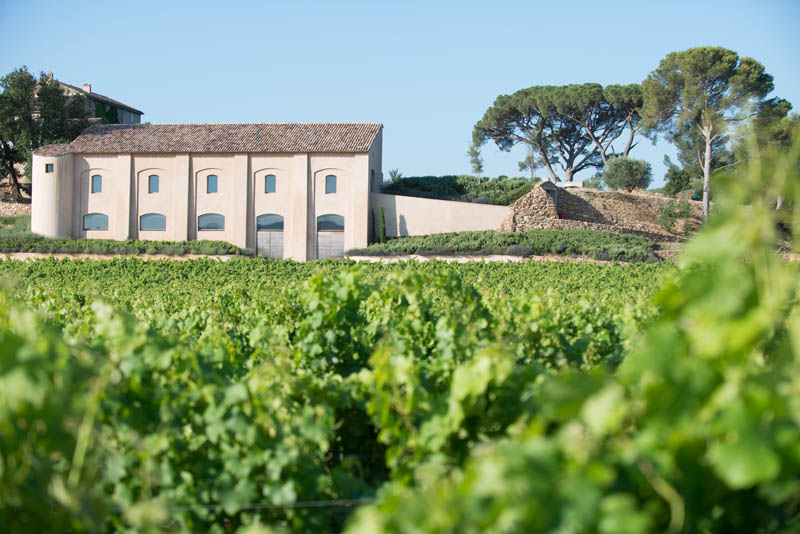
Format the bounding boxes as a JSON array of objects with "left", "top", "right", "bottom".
[{"left": 501, "top": 182, "right": 702, "bottom": 242}]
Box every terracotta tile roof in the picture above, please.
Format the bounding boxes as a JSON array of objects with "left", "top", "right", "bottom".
[
  {"left": 57, "top": 81, "right": 144, "bottom": 115},
  {"left": 33, "top": 143, "right": 72, "bottom": 157},
  {"left": 35, "top": 123, "right": 382, "bottom": 156}
]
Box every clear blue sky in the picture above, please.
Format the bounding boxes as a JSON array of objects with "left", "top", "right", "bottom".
[{"left": 1, "top": 0, "right": 798, "bottom": 186}]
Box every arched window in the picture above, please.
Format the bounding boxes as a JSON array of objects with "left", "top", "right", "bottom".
[
  {"left": 325, "top": 175, "right": 337, "bottom": 194},
  {"left": 140, "top": 213, "right": 166, "bottom": 231},
  {"left": 265, "top": 174, "right": 277, "bottom": 193},
  {"left": 198, "top": 213, "right": 224, "bottom": 230},
  {"left": 83, "top": 213, "right": 108, "bottom": 230},
  {"left": 257, "top": 214, "right": 284, "bottom": 231},
  {"left": 148, "top": 175, "right": 159, "bottom": 193},
  {"left": 91, "top": 175, "right": 102, "bottom": 193},
  {"left": 207, "top": 174, "right": 218, "bottom": 193},
  {"left": 317, "top": 214, "right": 344, "bottom": 231}
]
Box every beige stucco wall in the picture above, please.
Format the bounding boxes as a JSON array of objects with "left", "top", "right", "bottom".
[
  {"left": 370, "top": 193, "right": 509, "bottom": 237},
  {"left": 192, "top": 155, "right": 248, "bottom": 248},
  {"left": 133, "top": 155, "right": 190, "bottom": 242},
  {"left": 310, "top": 154, "right": 370, "bottom": 255},
  {"left": 31, "top": 133, "right": 382, "bottom": 260},
  {"left": 31, "top": 153, "right": 74, "bottom": 238},
  {"left": 73, "top": 154, "right": 132, "bottom": 240},
  {"left": 368, "top": 129, "right": 383, "bottom": 192},
  {"left": 250, "top": 155, "right": 293, "bottom": 257}
]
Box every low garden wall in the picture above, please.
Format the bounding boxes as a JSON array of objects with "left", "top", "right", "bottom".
[{"left": 370, "top": 193, "right": 509, "bottom": 237}]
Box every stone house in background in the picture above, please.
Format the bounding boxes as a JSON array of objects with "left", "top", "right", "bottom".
[
  {"left": 38, "top": 73, "right": 143, "bottom": 124},
  {"left": 31, "top": 122, "right": 509, "bottom": 260}
]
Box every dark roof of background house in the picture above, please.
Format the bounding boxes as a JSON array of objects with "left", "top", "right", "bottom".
[
  {"left": 58, "top": 81, "right": 144, "bottom": 115},
  {"left": 33, "top": 123, "right": 383, "bottom": 156}
]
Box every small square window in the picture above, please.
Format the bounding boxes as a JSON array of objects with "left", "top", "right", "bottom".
[
  {"left": 45, "top": 163, "right": 54, "bottom": 173},
  {"left": 91, "top": 175, "right": 102, "bottom": 193},
  {"left": 265, "top": 174, "right": 276, "bottom": 194},
  {"left": 207, "top": 174, "right": 218, "bottom": 193},
  {"left": 325, "top": 175, "right": 337, "bottom": 194},
  {"left": 148, "top": 175, "right": 159, "bottom": 193}
]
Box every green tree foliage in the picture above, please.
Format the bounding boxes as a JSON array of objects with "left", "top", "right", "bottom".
[
  {"left": 552, "top": 83, "right": 644, "bottom": 166},
  {"left": 387, "top": 168, "right": 402, "bottom": 183},
  {"left": 473, "top": 84, "right": 644, "bottom": 182},
  {"left": 642, "top": 47, "right": 776, "bottom": 218},
  {"left": 662, "top": 120, "right": 735, "bottom": 198},
  {"left": 602, "top": 156, "right": 652, "bottom": 192},
  {"left": 662, "top": 161, "right": 693, "bottom": 196},
  {"left": 733, "top": 98, "right": 795, "bottom": 157},
  {"left": 603, "top": 83, "right": 646, "bottom": 156},
  {"left": 583, "top": 172, "right": 604, "bottom": 190},
  {"left": 517, "top": 145, "right": 540, "bottom": 180},
  {"left": 0, "top": 67, "right": 88, "bottom": 199},
  {"left": 466, "top": 143, "right": 484, "bottom": 181}
]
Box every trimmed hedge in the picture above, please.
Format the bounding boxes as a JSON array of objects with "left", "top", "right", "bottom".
[
  {"left": 0, "top": 234, "right": 252, "bottom": 256},
  {"left": 348, "top": 229, "right": 657, "bottom": 262},
  {"left": 0, "top": 215, "right": 252, "bottom": 256},
  {"left": 381, "top": 175, "right": 536, "bottom": 205}
]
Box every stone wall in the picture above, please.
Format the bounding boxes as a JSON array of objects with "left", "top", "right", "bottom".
[{"left": 500, "top": 181, "right": 699, "bottom": 243}]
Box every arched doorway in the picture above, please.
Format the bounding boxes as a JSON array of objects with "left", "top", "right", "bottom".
[
  {"left": 316, "top": 214, "right": 344, "bottom": 259},
  {"left": 256, "top": 214, "right": 284, "bottom": 259}
]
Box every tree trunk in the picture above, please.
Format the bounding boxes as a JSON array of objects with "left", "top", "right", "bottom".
[
  {"left": 9, "top": 172, "right": 22, "bottom": 201},
  {"left": 776, "top": 194, "right": 783, "bottom": 210},
  {"left": 584, "top": 128, "right": 609, "bottom": 166},
  {"left": 564, "top": 168, "right": 573, "bottom": 182},
  {"left": 539, "top": 149, "right": 560, "bottom": 182},
  {"left": 529, "top": 146, "right": 535, "bottom": 180},
  {"left": 702, "top": 128, "right": 712, "bottom": 219},
  {"left": 621, "top": 115, "right": 638, "bottom": 157}
]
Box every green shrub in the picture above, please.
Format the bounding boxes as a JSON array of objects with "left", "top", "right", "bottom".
[
  {"left": 603, "top": 156, "right": 653, "bottom": 192},
  {"left": 506, "top": 244, "right": 533, "bottom": 256},
  {"left": 0, "top": 231, "right": 248, "bottom": 256},
  {"left": 658, "top": 199, "right": 694, "bottom": 231}
]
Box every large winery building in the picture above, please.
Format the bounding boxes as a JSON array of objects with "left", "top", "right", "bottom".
[{"left": 32, "top": 122, "right": 508, "bottom": 260}]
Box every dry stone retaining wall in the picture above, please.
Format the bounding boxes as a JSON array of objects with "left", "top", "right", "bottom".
[{"left": 501, "top": 181, "right": 698, "bottom": 243}]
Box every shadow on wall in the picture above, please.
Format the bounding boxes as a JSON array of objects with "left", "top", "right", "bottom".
[
  {"left": 373, "top": 197, "right": 412, "bottom": 238},
  {"left": 377, "top": 194, "right": 397, "bottom": 238},
  {"left": 547, "top": 187, "right": 614, "bottom": 225}
]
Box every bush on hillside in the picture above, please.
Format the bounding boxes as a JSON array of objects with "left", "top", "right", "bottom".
[
  {"left": 603, "top": 156, "right": 653, "bottom": 192},
  {"left": 658, "top": 199, "right": 694, "bottom": 232}
]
